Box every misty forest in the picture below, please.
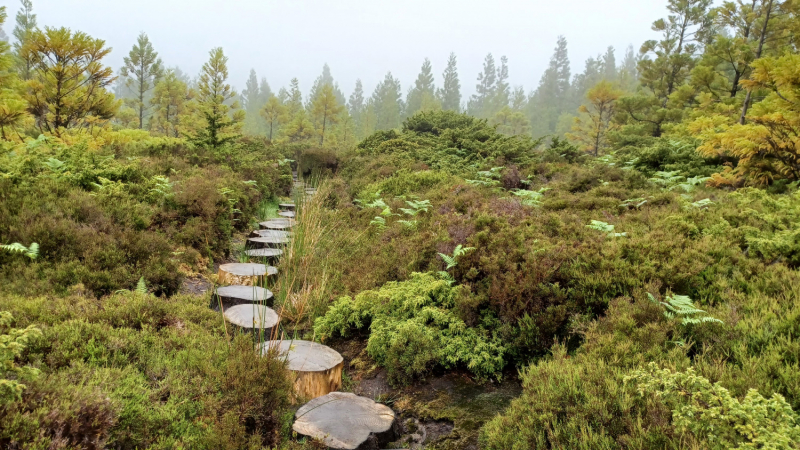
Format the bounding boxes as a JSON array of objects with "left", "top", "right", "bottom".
[{"left": 1, "top": 0, "right": 800, "bottom": 448}]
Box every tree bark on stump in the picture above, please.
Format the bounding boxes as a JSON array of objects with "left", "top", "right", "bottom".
[
  {"left": 262, "top": 339, "right": 343, "bottom": 401},
  {"left": 279, "top": 203, "right": 296, "bottom": 211},
  {"left": 217, "top": 263, "right": 276, "bottom": 286}
]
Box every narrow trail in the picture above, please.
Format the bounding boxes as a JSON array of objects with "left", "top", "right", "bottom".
[{"left": 212, "top": 169, "right": 399, "bottom": 450}]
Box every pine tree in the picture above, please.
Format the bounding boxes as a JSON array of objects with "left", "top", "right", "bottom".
[
  {"left": 310, "top": 83, "right": 344, "bottom": 146},
  {"left": 194, "top": 47, "right": 243, "bottom": 149},
  {"left": 618, "top": 0, "right": 713, "bottom": 137},
  {"left": 528, "top": 36, "right": 572, "bottom": 137},
  {"left": 468, "top": 53, "right": 497, "bottom": 118},
  {"left": 12, "top": 0, "right": 35, "bottom": 80},
  {"left": 241, "top": 69, "right": 262, "bottom": 134},
  {"left": 284, "top": 78, "right": 303, "bottom": 117},
  {"left": 121, "top": 32, "right": 163, "bottom": 129},
  {"left": 602, "top": 46, "right": 617, "bottom": 81},
  {"left": 566, "top": 80, "right": 622, "bottom": 156},
  {"left": 371, "top": 72, "right": 403, "bottom": 130},
  {"left": 492, "top": 55, "right": 510, "bottom": 115},
  {"left": 438, "top": 53, "right": 461, "bottom": 112},
  {"left": 348, "top": 79, "right": 365, "bottom": 137},
  {"left": 150, "top": 69, "right": 194, "bottom": 137},
  {"left": 22, "top": 27, "right": 119, "bottom": 136},
  {"left": 260, "top": 95, "right": 284, "bottom": 141},
  {"left": 308, "top": 63, "right": 345, "bottom": 108},
  {"left": 510, "top": 86, "right": 527, "bottom": 111},
  {"left": 406, "top": 58, "right": 436, "bottom": 116},
  {"left": 618, "top": 45, "right": 639, "bottom": 92},
  {"left": 0, "top": 7, "right": 28, "bottom": 140}
]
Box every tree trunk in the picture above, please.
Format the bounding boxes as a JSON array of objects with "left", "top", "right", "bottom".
[{"left": 740, "top": 0, "right": 774, "bottom": 125}]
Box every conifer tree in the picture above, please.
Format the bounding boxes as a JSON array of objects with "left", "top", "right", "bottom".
[
  {"left": 22, "top": 27, "right": 119, "bottom": 136},
  {"left": 310, "top": 83, "right": 344, "bottom": 146},
  {"left": 528, "top": 36, "right": 572, "bottom": 137},
  {"left": 602, "top": 46, "right": 617, "bottom": 81},
  {"left": 618, "top": 45, "right": 639, "bottom": 92},
  {"left": 438, "top": 53, "right": 461, "bottom": 112},
  {"left": 371, "top": 72, "right": 403, "bottom": 130},
  {"left": 12, "top": 0, "right": 35, "bottom": 80},
  {"left": 348, "top": 79, "right": 365, "bottom": 137},
  {"left": 258, "top": 77, "right": 273, "bottom": 106},
  {"left": 0, "top": 7, "right": 28, "bottom": 140},
  {"left": 406, "top": 58, "right": 437, "bottom": 116},
  {"left": 284, "top": 78, "right": 303, "bottom": 118},
  {"left": 241, "top": 69, "right": 263, "bottom": 134},
  {"left": 492, "top": 55, "right": 510, "bottom": 115},
  {"left": 194, "top": 47, "right": 243, "bottom": 149},
  {"left": 468, "top": 53, "right": 497, "bottom": 118},
  {"left": 260, "top": 95, "right": 284, "bottom": 141},
  {"left": 510, "top": 86, "right": 527, "bottom": 111},
  {"left": 150, "top": 69, "right": 193, "bottom": 137},
  {"left": 121, "top": 32, "right": 163, "bottom": 129},
  {"left": 567, "top": 80, "right": 622, "bottom": 156},
  {"left": 308, "top": 64, "right": 345, "bottom": 107}
]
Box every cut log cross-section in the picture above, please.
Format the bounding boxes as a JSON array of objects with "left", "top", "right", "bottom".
[
  {"left": 249, "top": 229, "right": 291, "bottom": 239},
  {"left": 244, "top": 248, "right": 283, "bottom": 262},
  {"left": 260, "top": 219, "right": 297, "bottom": 230},
  {"left": 262, "top": 340, "right": 343, "bottom": 401},
  {"left": 278, "top": 211, "right": 296, "bottom": 219},
  {"left": 279, "top": 203, "right": 296, "bottom": 212},
  {"left": 217, "top": 263, "right": 277, "bottom": 286},
  {"left": 213, "top": 285, "right": 273, "bottom": 310},
  {"left": 293, "top": 392, "right": 397, "bottom": 450},
  {"left": 248, "top": 236, "right": 290, "bottom": 249},
  {"left": 224, "top": 304, "right": 280, "bottom": 338}
]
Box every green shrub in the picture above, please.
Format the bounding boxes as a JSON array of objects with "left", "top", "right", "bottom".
[{"left": 314, "top": 273, "right": 505, "bottom": 384}]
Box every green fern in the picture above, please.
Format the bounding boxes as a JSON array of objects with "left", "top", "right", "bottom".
[
  {"left": 512, "top": 188, "right": 550, "bottom": 207},
  {"left": 648, "top": 293, "right": 722, "bottom": 326},
  {"left": 1, "top": 243, "right": 39, "bottom": 260},
  {"left": 370, "top": 216, "right": 386, "bottom": 230},
  {"left": 438, "top": 244, "right": 476, "bottom": 270},
  {"left": 587, "top": 220, "right": 627, "bottom": 238},
  {"left": 135, "top": 277, "right": 147, "bottom": 295}
]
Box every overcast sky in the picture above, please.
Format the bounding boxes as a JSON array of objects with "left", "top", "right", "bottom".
[{"left": 5, "top": 0, "right": 671, "bottom": 99}]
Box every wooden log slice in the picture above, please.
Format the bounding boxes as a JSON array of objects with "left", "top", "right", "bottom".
[
  {"left": 293, "top": 392, "right": 397, "bottom": 450},
  {"left": 260, "top": 219, "right": 297, "bottom": 230},
  {"left": 279, "top": 203, "right": 296, "bottom": 211},
  {"left": 224, "top": 304, "right": 280, "bottom": 337},
  {"left": 278, "top": 211, "right": 296, "bottom": 218},
  {"left": 262, "top": 340, "right": 343, "bottom": 400},
  {"left": 244, "top": 248, "right": 283, "bottom": 262},
  {"left": 212, "top": 285, "right": 273, "bottom": 310},
  {"left": 249, "top": 229, "right": 291, "bottom": 239},
  {"left": 248, "top": 236, "right": 290, "bottom": 249},
  {"left": 217, "top": 263, "right": 277, "bottom": 285}
]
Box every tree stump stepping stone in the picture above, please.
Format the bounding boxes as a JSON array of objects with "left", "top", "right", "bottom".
[
  {"left": 244, "top": 247, "right": 284, "bottom": 262},
  {"left": 293, "top": 392, "right": 397, "bottom": 450},
  {"left": 212, "top": 285, "right": 274, "bottom": 310},
  {"left": 248, "top": 236, "right": 290, "bottom": 249},
  {"left": 260, "top": 219, "right": 297, "bottom": 230},
  {"left": 224, "top": 304, "right": 280, "bottom": 337},
  {"left": 217, "top": 263, "right": 277, "bottom": 285},
  {"left": 262, "top": 340, "right": 343, "bottom": 400},
  {"left": 249, "top": 229, "right": 291, "bottom": 239},
  {"left": 279, "top": 203, "right": 296, "bottom": 211},
  {"left": 278, "top": 211, "right": 296, "bottom": 218}
]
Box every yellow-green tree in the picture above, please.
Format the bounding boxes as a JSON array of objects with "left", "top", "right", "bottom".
[
  {"left": 0, "top": 7, "right": 29, "bottom": 141},
  {"left": 260, "top": 95, "right": 283, "bottom": 142},
  {"left": 310, "top": 84, "right": 344, "bottom": 146},
  {"left": 150, "top": 69, "right": 194, "bottom": 137},
  {"left": 194, "top": 47, "right": 243, "bottom": 149},
  {"left": 120, "top": 32, "right": 163, "bottom": 129},
  {"left": 691, "top": 53, "right": 800, "bottom": 185},
  {"left": 491, "top": 106, "right": 530, "bottom": 136},
  {"left": 567, "top": 80, "right": 621, "bottom": 156},
  {"left": 21, "top": 27, "right": 119, "bottom": 137},
  {"left": 281, "top": 109, "right": 315, "bottom": 143}
]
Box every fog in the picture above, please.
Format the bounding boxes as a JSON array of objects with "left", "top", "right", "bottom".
[{"left": 7, "top": 0, "right": 670, "bottom": 97}]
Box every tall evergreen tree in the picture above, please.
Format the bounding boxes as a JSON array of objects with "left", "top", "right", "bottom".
[
  {"left": 528, "top": 36, "right": 572, "bottom": 137},
  {"left": 308, "top": 63, "right": 345, "bottom": 107},
  {"left": 602, "top": 46, "right": 617, "bottom": 80},
  {"left": 310, "top": 84, "right": 344, "bottom": 146},
  {"left": 257, "top": 77, "right": 272, "bottom": 106},
  {"left": 120, "top": 32, "right": 163, "bottom": 129},
  {"left": 241, "top": 69, "right": 264, "bottom": 135},
  {"left": 492, "top": 55, "right": 510, "bottom": 115},
  {"left": 468, "top": 53, "right": 497, "bottom": 118},
  {"left": 194, "top": 47, "right": 243, "bottom": 149},
  {"left": 406, "top": 58, "right": 437, "bottom": 116},
  {"left": 348, "top": 79, "right": 365, "bottom": 137},
  {"left": 437, "top": 52, "right": 461, "bottom": 112},
  {"left": 0, "top": 7, "right": 28, "bottom": 140},
  {"left": 284, "top": 78, "right": 303, "bottom": 117},
  {"left": 150, "top": 69, "right": 194, "bottom": 137},
  {"left": 260, "top": 95, "right": 284, "bottom": 141},
  {"left": 371, "top": 72, "right": 403, "bottom": 130},
  {"left": 618, "top": 45, "right": 639, "bottom": 91},
  {"left": 12, "top": 0, "right": 36, "bottom": 81}
]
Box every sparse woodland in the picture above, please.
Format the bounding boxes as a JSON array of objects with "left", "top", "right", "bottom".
[{"left": 1, "top": 0, "right": 800, "bottom": 448}]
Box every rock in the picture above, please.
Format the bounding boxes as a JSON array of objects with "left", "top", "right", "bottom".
[
  {"left": 223, "top": 304, "right": 279, "bottom": 337},
  {"left": 279, "top": 203, "right": 296, "bottom": 211},
  {"left": 260, "top": 219, "right": 296, "bottom": 230},
  {"left": 248, "top": 236, "right": 290, "bottom": 249},
  {"left": 244, "top": 248, "right": 283, "bottom": 262},
  {"left": 278, "top": 211, "right": 296, "bottom": 218},
  {"left": 217, "top": 263, "right": 277, "bottom": 285},
  {"left": 212, "top": 285, "right": 273, "bottom": 310},
  {"left": 293, "top": 392, "right": 397, "bottom": 450},
  {"left": 262, "top": 339, "right": 343, "bottom": 400}
]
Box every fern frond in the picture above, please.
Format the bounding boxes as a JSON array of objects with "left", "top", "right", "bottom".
[
  {"left": 439, "top": 253, "right": 458, "bottom": 270},
  {"left": 135, "top": 277, "right": 147, "bottom": 295},
  {"left": 437, "top": 271, "right": 456, "bottom": 286}
]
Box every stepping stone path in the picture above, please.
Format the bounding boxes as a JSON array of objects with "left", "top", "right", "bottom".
[
  {"left": 293, "top": 392, "right": 397, "bottom": 450},
  {"left": 210, "top": 171, "right": 392, "bottom": 448},
  {"left": 244, "top": 247, "right": 283, "bottom": 261},
  {"left": 213, "top": 285, "right": 273, "bottom": 310},
  {"left": 217, "top": 263, "right": 277, "bottom": 286},
  {"left": 248, "top": 236, "right": 291, "bottom": 248},
  {"left": 224, "top": 304, "right": 280, "bottom": 337}
]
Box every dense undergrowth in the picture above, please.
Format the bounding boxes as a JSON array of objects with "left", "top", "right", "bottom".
[{"left": 297, "top": 111, "right": 800, "bottom": 448}]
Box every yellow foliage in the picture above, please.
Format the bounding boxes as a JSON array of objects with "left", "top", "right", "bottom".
[{"left": 566, "top": 80, "right": 621, "bottom": 156}]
